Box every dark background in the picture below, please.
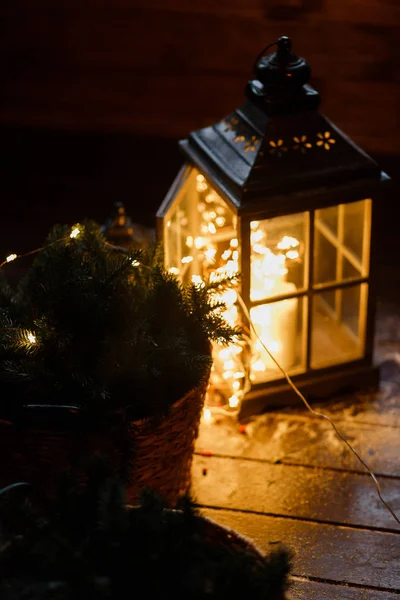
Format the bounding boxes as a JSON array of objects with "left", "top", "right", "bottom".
[{"left": 1, "top": 0, "right": 400, "bottom": 285}]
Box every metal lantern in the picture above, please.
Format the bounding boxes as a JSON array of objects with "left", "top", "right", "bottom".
[{"left": 157, "top": 36, "right": 389, "bottom": 417}]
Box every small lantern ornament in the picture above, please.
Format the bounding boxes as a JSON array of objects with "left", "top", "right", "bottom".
[
  {"left": 157, "top": 37, "right": 389, "bottom": 417},
  {"left": 103, "top": 202, "right": 155, "bottom": 250}
]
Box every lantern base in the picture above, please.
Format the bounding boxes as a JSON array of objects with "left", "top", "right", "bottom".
[{"left": 239, "top": 363, "right": 380, "bottom": 419}]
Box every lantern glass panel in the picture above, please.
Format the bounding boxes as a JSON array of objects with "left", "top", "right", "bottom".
[
  {"left": 314, "top": 199, "right": 371, "bottom": 285},
  {"left": 311, "top": 283, "right": 367, "bottom": 368},
  {"left": 250, "top": 212, "right": 308, "bottom": 302},
  {"left": 250, "top": 296, "right": 305, "bottom": 382},
  {"left": 164, "top": 168, "right": 238, "bottom": 286},
  {"left": 164, "top": 167, "right": 247, "bottom": 409}
]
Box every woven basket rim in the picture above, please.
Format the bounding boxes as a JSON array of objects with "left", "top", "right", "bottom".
[{"left": 3, "top": 376, "right": 209, "bottom": 428}]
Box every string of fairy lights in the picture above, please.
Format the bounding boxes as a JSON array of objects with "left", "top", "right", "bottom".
[{"left": 1, "top": 222, "right": 399, "bottom": 526}]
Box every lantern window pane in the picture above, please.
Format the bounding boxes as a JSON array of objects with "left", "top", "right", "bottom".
[
  {"left": 314, "top": 199, "right": 371, "bottom": 285},
  {"left": 164, "top": 168, "right": 238, "bottom": 286},
  {"left": 311, "top": 284, "right": 367, "bottom": 368},
  {"left": 250, "top": 296, "right": 305, "bottom": 383},
  {"left": 250, "top": 212, "right": 308, "bottom": 302},
  {"left": 164, "top": 168, "right": 246, "bottom": 410}
]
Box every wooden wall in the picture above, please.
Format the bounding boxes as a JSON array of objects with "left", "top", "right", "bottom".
[{"left": 1, "top": 0, "right": 400, "bottom": 155}]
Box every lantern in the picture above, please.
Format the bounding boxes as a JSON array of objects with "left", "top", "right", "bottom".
[{"left": 157, "top": 36, "right": 389, "bottom": 417}]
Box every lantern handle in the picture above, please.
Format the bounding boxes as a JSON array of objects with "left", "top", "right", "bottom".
[
  {"left": 253, "top": 40, "right": 279, "bottom": 72},
  {"left": 253, "top": 36, "right": 293, "bottom": 73}
]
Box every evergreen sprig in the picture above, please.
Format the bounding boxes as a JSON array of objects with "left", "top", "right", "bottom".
[
  {"left": 0, "top": 222, "right": 240, "bottom": 420},
  {"left": 0, "top": 463, "right": 291, "bottom": 600}
]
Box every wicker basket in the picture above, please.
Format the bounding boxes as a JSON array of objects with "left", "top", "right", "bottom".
[{"left": 0, "top": 379, "right": 208, "bottom": 507}]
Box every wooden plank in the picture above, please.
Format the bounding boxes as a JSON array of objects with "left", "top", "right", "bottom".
[
  {"left": 202, "top": 508, "right": 400, "bottom": 590},
  {"left": 291, "top": 578, "right": 400, "bottom": 599},
  {"left": 278, "top": 387, "right": 400, "bottom": 429},
  {"left": 195, "top": 414, "right": 400, "bottom": 477},
  {"left": 192, "top": 455, "right": 400, "bottom": 531}
]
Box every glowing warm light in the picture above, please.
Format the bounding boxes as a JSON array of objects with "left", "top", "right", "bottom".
[
  {"left": 165, "top": 170, "right": 303, "bottom": 415},
  {"left": 196, "top": 174, "right": 208, "bottom": 192},
  {"left": 251, "top": 230, "right": 264, "bottom": 244},
  {"left": 191, "top": 275, "right": 204, "bottom": 286},
  {"left": 224, "top": 360, "right": 235, "bottom": 371},
  {"left": 203, "top": 408, "right": 212, "bottom": 423},
  {"left": 204, "top": 248, "right": 216, "bottom": 261},
  {"left": 195, "top": 236, "right": 207, "bottom": 250},
  {"left": 6, "top": 254, "right": 17, "bottom": 263},
  {"left": 228, "top": 395, "right": 240, "bottom": 408},
  {"left": 131, "top": 260, "right": 140, "bottom": 267},
  {"left": 168, "top": 267, "right": 180, "bottom": 275},
  {"left": 249, "top": 223, "right": 300, "bottom": 380},
  {"left": 223, "top": 371, "right": 234, "bottom": 380},
  {"left": 277, "top": 235, "right": 299, "bottom": 250},
  {"left": 70, "top": 227, "right": 80, "bottom": 239},
  {"left": 27, "top": 332, "right": 37, "bottom": 344}
]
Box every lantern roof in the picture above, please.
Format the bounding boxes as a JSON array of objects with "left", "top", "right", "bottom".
[{"left": 180, "top": 36, "right": 382, "bottom": 215}]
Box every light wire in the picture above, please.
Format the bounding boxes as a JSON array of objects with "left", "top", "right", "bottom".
[{"left": 237, "top": 293, "right": 400, "bottom": 527}]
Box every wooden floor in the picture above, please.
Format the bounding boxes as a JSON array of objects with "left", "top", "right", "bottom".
[{"left": 192, "top": 299, "right": 400, "bottom": 599}]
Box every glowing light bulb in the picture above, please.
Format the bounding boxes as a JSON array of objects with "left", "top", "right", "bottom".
[
  {"left": 250, "top": 221, "right": 260, "bottom": 230},
  {"left": 70, "top": 227, "right": 80, "bottom": 239},
  {"left": 131, "top": 260, "right": 140, "bottom": 267},
  {"left": 251, "top": 230, "right": 263, "bottom": 244},
  {"left": 6, "top": 254, "right": 17, "bottom": 263},
  {"left": 228, "top": 395, "right": 240, "bottom": 408},
  {"left": 286, "top": 250, "right": 299, "bottom": 260},
  {"left": 181, "top": 256, "right": 193, "bottom": 264},
  {"left": 224, "top": 360, "right": 235, "bottom": 371},
  {"left": 168, "top": 267, "right": 180, "bottom": 275},
  {"left": 252, "top": 359, "right": 266, "bottom": 372},
  {"left": 230, "top": 238, "right": 239, "bottom": 248},
  {"left": 191, "top": 275, "right": 204, "bottom": 286},
  {"left": 221, "top": 249, "right": 231, "bottom": 261},
  {"left": 27, "top": 332, "right": 36, "bottom": 344},
  {"left": 204, "top": 247, "right": 216, "bottom": 261},
  {"left": 196, "top": 174, "right": 208, "bottom": 192},
  {"left": 186, "top": 236, "right": 194, "bottom": 248},
  {"left": 218, "top": 348, "right": 231, "bottom": 360},
  {"left": 215, "top": 216, "right": 225, "bottom": 227},
  {"left": 208, "top": 223, "right": 217, "bottom": 234},
  {"left": 194, "top": 237, "right": 207, "bottom": 249},
  {"left": 203, "top": 408, "right": 212, "bottom": 424},
  {"left": 277, "top": 236, "right": 299, "bottom": 250}
]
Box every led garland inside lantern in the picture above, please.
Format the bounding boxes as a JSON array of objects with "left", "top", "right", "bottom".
[{"left": 168, "top": 174, "right": 302, "bottom": 419}]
